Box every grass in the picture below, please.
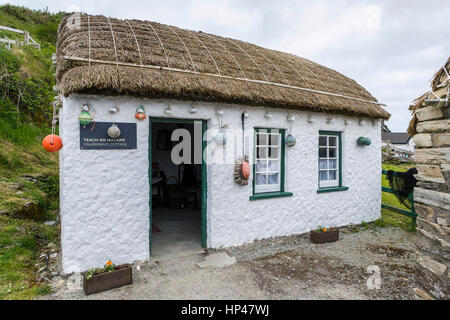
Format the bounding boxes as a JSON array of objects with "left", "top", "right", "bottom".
[
  {"left": 381, "top": 161, "right": 417, "bottom": 231},
  {"left": 0, "top": 215, "right": 59, "bottom": 299},
  {"left": 0, "top": 131, "right": 59, "bottom": 300},
  {"left": 0, "top": 4, "right": 63, "bottom": 300}
]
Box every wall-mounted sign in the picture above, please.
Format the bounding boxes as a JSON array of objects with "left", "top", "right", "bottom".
[{"left": 80, "top": 122, "right": 137, "bottom": 150}]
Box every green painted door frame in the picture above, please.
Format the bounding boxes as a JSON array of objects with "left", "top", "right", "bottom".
[{"left": 148, "top": 117, "right": 208, "bottom": 255}]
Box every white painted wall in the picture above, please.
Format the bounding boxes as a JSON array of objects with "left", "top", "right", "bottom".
[{"left": 60, "top": 93, "right": 382, "bottom": 273}]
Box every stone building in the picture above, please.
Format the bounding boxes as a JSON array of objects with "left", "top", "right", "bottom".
[{"left": 408, "top": 57, "right": 450, "bottom": 299}]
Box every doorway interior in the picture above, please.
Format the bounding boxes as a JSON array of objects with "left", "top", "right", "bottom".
[{"left": 149, "top": 118, "right": 207, "bottom": 259}]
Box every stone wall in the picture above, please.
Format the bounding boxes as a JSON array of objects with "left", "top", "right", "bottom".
[{"left": 412, "top": 68, "right": 450, "bottom": 299}]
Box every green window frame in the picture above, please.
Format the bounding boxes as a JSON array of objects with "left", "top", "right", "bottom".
[
  {"left": 317, "top": 131, "right": 348, "bottom": 193},
  {"left": 250, "top": 128, "right": 292, "bottom": 200}
]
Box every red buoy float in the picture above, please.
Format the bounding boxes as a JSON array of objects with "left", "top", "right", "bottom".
[
  {"left": 241, "top": 161, "right": 250, "bottom": 179},
  {"left": 42, "top": 134, "right": 63, "bottom": 152}
]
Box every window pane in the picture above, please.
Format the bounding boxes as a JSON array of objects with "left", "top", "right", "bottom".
[
  {"left": 319, "top": 170, "right": 328, "bottom": 181},
  {"left": 257, "top": 133, "right": 267, "bottom": 145},
  {"left": 268, "top": 160, "right": 279, "bottom": 171},
  {"left": 269, "top": 134, "right": 279, "bottom": 146},
  {"left": 319, "top": 148, "right": 327, "bottom": 158},
  {"left": 329, "top": 136, "right": 337, "bottom": 146},
  {"left": 319, "top": 136, "right": 327, "bottom": 146},
  {"left": 319, "top": 159, "right": 328, "bottom": 170},
  {"left": 329, "top": 159, "right": 337, "bottom": 169},
  {"left": 269, "top": 147, "right": 278, "bottom": 159},
  {"left": 256, "top": 160, "right": 267, "bottom": 172},
  {"left": 268, "top": 174, "right": 279, "bottom": 185},
  {"left": 255, "top": 173, "right": 266, "bottom": 185},
  {"left": 329, "top": 170, "right": 337, "bottom": 180},
  {"left": 329, "top": 147, "right": 337, "bottom": 158},
  {"left": 257, "top": 147, "right": 267, "bottom": 158}
]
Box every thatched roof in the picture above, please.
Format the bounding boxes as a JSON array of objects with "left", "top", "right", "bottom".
[
  {"left": 407, "top": 56, "right": 449, "bottom": 135},
  {"left": 56, "top": 14, "right": 390, "bottom": 119}
]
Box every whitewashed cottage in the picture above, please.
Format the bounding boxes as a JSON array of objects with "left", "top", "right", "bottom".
[{"left": 55, "top": 14, "right": 390, "bottom": 273}]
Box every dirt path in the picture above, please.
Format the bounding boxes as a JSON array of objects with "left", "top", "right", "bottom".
[{"left": 43, "top": 227, "right": 419, "bottom": 300}]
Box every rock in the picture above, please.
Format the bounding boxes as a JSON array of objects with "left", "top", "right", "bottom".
[
  {"left": 414, "top": 148, "right": 450, "bottom": 164},
  {"left": 433, "top": 133, "right": 450, "bottom": 148},
  {"left": 66, "top": 272, "right": 82, "bottom": 290},
  {"left": 416, "top": 119, "right": 450, "bottom": 133},
  {"left": 50, "top": 253, "right": 58, "bottom": 259},
  {"left": 416, "top": 106, "right": 444, "bottom": 122},
  {"left": 197, "top": 252, "right": 236, "bottom": 268},
  {"left": 414, "top": 133, "right": 433, "bottom": 148},
  {"left": 0, "top": 210, "right": 7, "bottom": 216},
  {"left": 47, "top": 243, "right": 57, "bottom": 249},
  {"left": 414, "top": 288, "right": 434, "bottom": 300},
  {"left": 437, "top": 218, "right": 448, "bottom": 226},
  {"left": 54, "top": 279, "right": 66, "bottom": 290},
  {"left": 415, "top": 265, "right": 447, "bottom": 299},
  {"left": 418, "top": 255, "right": 447, "bottom": 276},
  {"left": 414, "top": 187, "right": 450, "bottom": 211},
  {"left": 44, "top": 220, "right": 57, "bottom": 226},
  {"left": 51, "top": 272, "right": 60, "bottom": 277},
  {"left": 3, "top": 182, "right": 24, "bottom": 191},
  {"left": 416, "top": 164, "right": 445, "bottom": 183},
  {"left": 19, "top": 174, "right": 40, "bottom": 182},
  {"left": 10, "top": 200, "right": 46, "bottom": 221}
]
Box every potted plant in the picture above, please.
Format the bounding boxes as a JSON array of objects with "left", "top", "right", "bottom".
[
  {"left": 83, "top": 260, "right": 132, "bottom": 295},
  {"left": 310, "top": 226, "right": 339, "bottom": 244}
]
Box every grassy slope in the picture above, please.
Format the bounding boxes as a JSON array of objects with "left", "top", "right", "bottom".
[{"left": 0, "top": 5, "right": 62, "bottom": 300}]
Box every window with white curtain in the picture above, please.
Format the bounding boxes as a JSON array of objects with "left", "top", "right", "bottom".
[
  {"left": 254, "top": 128, "right": 284, "bottom": 193},
  {"left": 318, "top": 132, "right": 341, "bottom": 188}
]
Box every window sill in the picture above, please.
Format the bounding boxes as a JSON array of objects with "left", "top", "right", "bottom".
[
  {"left": 317, "top": 186, "right": 349, "bottom": 193},
  {"left": 250, "top": 192, "right": 293, "bottom": 201}
]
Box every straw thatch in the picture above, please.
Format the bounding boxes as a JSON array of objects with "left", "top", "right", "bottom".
[
  {"left": 56, "top": 14, "right": 390, "bottom": 119},
  {"left": 431, "top": 57, "right": 450, "bottom": 92},
  {"left": 407, "top": 57, "right": 449, "bottom": 135}
]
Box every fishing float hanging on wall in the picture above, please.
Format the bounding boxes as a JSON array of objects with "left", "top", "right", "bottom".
[
  {"left": 79, "top": 104, "right": 93, "bottom": 127},
  {"left": 285, "top": 114, "right": 296, "bottom": 147},
  {"left": 42, "top": 134, "right": 63, "bottom": 152},
  {"left": 43, "top": 99, "right": 63, "bottom": 152},
  {"left": 135, "top": 104, "right": 147, "bottom": 120}
]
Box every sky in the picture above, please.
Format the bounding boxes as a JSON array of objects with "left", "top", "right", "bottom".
[{"left": 1, "top": 0, "right": 449, "bottom": 132}]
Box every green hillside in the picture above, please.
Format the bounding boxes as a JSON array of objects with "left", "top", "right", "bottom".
[{"left": 0, "top": 4, "right": 64, "bottom": 300}]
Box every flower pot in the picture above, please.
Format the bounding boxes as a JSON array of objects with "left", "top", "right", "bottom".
[
  {"left": 83, "top": 265, "right": 132, "bottom": 295},
  {"left": 310, "top": 228, "right": 339, "bottom": 244}
]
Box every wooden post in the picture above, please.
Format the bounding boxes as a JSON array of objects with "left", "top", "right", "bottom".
[
  {"left": 24, "top": 31, "right": 29, "bottom": 46},
  {"left": 386, "top": 139, "right": 391, "bottom": 157}
]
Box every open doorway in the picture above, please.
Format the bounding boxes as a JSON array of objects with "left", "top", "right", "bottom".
[{"left": 149, "top": 118, "right": 206, "bottom": 259}]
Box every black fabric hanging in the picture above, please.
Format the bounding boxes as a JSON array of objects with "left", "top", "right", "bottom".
[{"left": 386, "top": 168, "right": 418, "bottom": 210}]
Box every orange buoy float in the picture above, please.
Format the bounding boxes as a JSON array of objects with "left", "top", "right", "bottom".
[
  {"left": 135, "top": 105, "right": 147, "bottom": 120},
  {"left": 135, "top": 112, "right": 146, "bottom": 120},
  {"left": 241, "top": 161, "right": 250, "bottom": 179},
  {"left": 42, "top": 134, "right": 63, "bottom": 152},
  {"left": 234, "top": 156, "right": 249, "bottom": 185}
]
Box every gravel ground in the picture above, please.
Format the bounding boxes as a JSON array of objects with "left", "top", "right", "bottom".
[{"left": 42, "top": 226, "right": 419, "bottom": 300}]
